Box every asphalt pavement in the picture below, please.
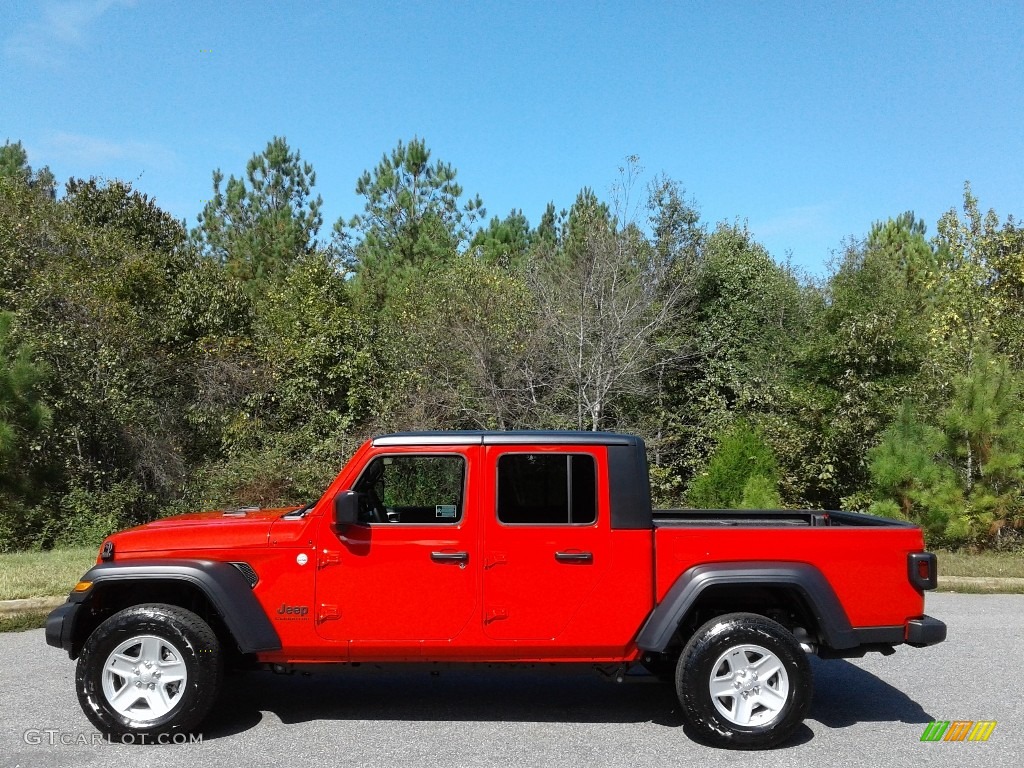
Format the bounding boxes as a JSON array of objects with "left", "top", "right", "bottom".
[{"left": 1, "top": 592, "right": 1021, "bottom": 768}]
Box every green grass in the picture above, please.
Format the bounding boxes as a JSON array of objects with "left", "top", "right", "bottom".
[
  {"left": 934, "top": 549, "right": 1024, "bottom": 579},
  {"left": 0, "top": 547, "right": 96, "bottom": 600},
  {"left": 0, "top": 609, "right": 50, "bottom": 632},
  {"left": 938, "top": 580, "right": 1024, "bottom": 594}
]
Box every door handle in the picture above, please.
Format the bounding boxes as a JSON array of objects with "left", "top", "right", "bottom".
[
  {"left": 554, "top": 551, "right": 593, "bottom": 564},
  {"left": 431, "top": 551, "right": 469, "bottom": 564}
]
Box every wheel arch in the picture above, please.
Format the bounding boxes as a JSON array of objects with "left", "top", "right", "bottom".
[
  {"left": 636, "top": 562, "right": 857, "bottom": 653},
  {"left": 53, "top": 560, "right": 281, "bottom": 659}
]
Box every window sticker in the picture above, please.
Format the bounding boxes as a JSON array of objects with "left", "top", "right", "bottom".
[{"left": 436, "top": 504, "right": 457, "bottom": 519}]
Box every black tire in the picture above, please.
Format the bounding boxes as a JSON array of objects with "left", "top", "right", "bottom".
[
  {"left": 675, "top": 612, "right": 812, "bottom": 750},
  {"left": 76, "top": 603, "right": 223, "bottom": 739}
]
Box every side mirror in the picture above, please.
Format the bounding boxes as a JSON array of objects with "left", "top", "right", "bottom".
[{"left": 333, "top": 491, "right": 361, "bottom": 527}]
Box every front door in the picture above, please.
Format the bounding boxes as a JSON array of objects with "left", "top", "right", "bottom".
[
  {"left": 315, "top": 447, "right": 479, "bottom": 650},
  {"left": 482, "top": 445, "right": 609, "bottom": 643}
]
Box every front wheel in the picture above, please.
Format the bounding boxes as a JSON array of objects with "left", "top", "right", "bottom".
[
  {"left": 76, "top": 603, "right": 223, "bottom": 739},
  {"left": 675, "top": 612, "right": 812, "bottom": 749}
]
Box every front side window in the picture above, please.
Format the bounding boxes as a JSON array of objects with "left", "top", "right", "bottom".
[
  {"left": 353, "top": 455, "right": 465, "bottom": 524},
  {"left": 497, "top": 453, "right": 597, "bottom": 525}
]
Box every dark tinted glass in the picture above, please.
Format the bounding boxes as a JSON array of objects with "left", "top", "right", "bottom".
[{"left": 497, "top": 453, "right": 596, "bottom": 525}]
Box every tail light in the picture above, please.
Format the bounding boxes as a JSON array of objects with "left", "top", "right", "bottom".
[{"left": 908, "top": 552, "right": 937, "bottom": 591}]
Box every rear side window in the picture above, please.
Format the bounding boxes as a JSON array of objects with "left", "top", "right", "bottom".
[{"left": 497, "top": 453, "right": 597, "bottom": 525}]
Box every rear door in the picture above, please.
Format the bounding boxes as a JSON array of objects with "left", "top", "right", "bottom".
[{"left": 482, "top": 444, "right": 610, "bottom": 642}]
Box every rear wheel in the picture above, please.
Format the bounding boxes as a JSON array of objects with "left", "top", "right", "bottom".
[
  {"left": 675, "top": 612, "right": 812, "bottom": 749},
  {"left": 76, "top": 603, "right": 223, "bottom": 739}
]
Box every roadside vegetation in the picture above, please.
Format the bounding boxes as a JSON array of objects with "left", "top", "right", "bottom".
[
  {"left": 934, "top": 549, "right": 1024, "bottom": 579},
  {"left": 0, "top": 546, "right": 95, "bottom": 600},
  {"left": 0, "top": 610, "right": 51, "bottom": 632},
  {"left": 2, "top": 137, "right": 1024, "bottom": 553}
]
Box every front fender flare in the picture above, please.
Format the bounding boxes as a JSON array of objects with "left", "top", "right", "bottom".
[
  {"left": 47, "top": 559, "right": 281, "bottom": 657},
  {"left": 635, "top": 561, "right": 857, "bottom": 652}
]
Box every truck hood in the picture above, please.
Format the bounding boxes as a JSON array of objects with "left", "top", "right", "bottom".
[{"left": 107, "top": 507, "right": 302, "bottom": 553}]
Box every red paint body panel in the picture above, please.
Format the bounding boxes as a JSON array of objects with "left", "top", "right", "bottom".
[
  {"left": 653, "top": 526, "right": 927, "bottom": 628},
  {"left": 110, "top": 507, "right": 300, "bottom": 551},
  {"left": 99, "top": 435, "right": 933, "bottom": 665}
]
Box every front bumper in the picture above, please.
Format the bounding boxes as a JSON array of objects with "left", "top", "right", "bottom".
[
  {"left": 907, "top": 614, "right": 947, "bottom": 647},
  {"left": 44, "top": 599, "right": 82, "bottom": 656}
]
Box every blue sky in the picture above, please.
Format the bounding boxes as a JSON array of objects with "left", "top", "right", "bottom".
[{"left": 2, "top": 0, "right": 1021, "bottom": 274}]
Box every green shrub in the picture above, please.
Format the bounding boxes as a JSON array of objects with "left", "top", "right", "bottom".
[
  {"left": 739, "top": 474, "right": 783, "bottom": 509},
  {"left": 688, "top": 421, "right": 782, "bottom": 508}
]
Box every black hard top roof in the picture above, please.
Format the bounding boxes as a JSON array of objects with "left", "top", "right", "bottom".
[{"left": 371, "top": 430, "right": 640, "bottom": 447}]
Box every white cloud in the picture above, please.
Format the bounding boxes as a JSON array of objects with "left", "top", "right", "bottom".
[
  {"left": 39, "top": 131, "right": 176, "bottom": 172},
  {"left": 4, "top": 0, "right": 136, "bottom": 68}
]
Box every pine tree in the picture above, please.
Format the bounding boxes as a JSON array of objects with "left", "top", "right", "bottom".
[
  {"left": 193, "top": 137, "right": 323, "bottom": 285},
  {"left": 338, "top": 137, "right": 484, "bottom": 301}
]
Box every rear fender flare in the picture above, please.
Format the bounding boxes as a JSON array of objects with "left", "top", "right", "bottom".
[{"left": 635, "top": 561, "right": 857, "bottom": 652}]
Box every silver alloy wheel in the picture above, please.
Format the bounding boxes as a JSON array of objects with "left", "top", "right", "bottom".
[
  {"left": 100, "top": 634, "right": 188, "bottom": 721},
  {"left": 708, "top": 643, "right": 790, "bottom": 727}
]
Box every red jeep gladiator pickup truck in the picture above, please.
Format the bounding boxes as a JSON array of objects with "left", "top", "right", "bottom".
[{"left": 46, "top": 431, "right": 945, "bottom": 749}]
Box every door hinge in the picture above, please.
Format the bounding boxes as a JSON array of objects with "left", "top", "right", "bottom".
[
  {"left": 318, "top": 604, "right": 340, "bottom": 623},
  {"left": 318, "top": 550, "right": 341, "bottom": 568},
  {"left": 484, "top": 552, "right": 507, "bottom": 569},
  {"left": 485, "top": 607, "right": 508, "bottom": 623}
]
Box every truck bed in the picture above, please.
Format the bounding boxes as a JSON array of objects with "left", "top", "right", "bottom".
[
  {"left": 651, "top": 508, "right": 927, "bottom": 629},
  {"left": 653, "top": 509, "right": 914, "bottom": 528}
]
